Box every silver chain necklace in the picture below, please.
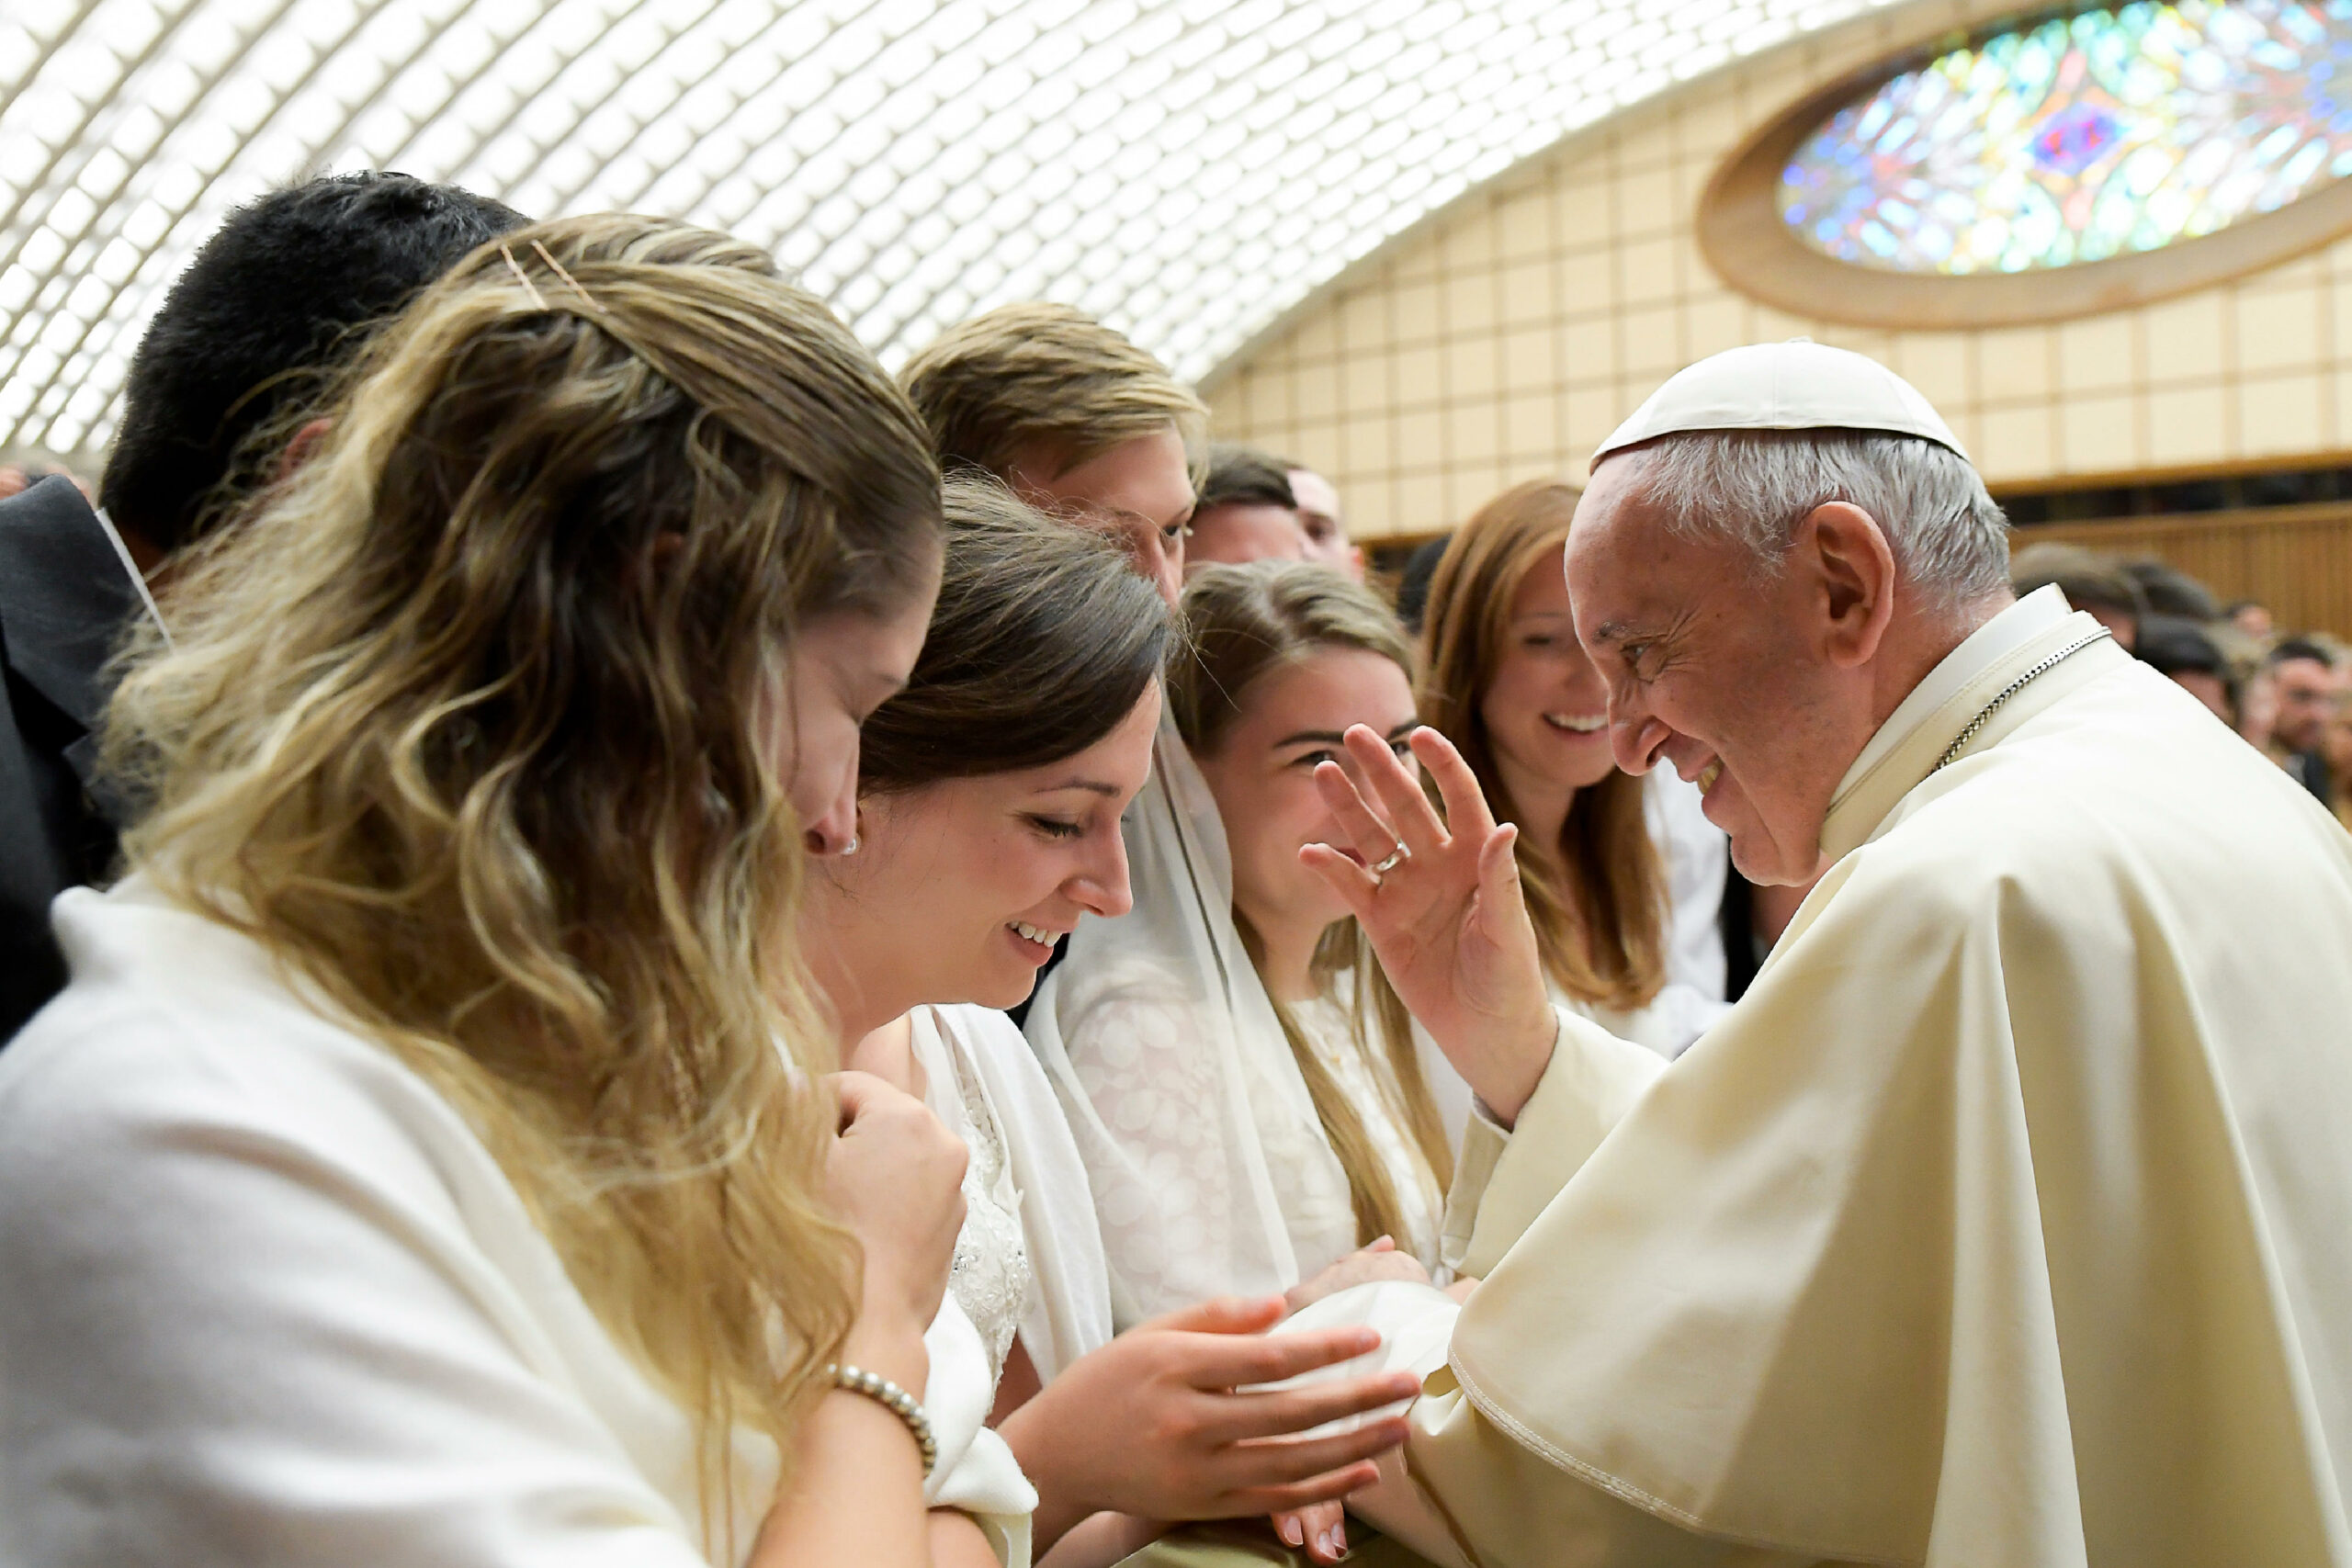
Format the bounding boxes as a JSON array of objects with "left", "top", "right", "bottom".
[{"left": 1932, "top": 627, "right": 2112, "bottom": 773}]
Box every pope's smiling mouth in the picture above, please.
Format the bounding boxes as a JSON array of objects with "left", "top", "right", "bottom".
[{"left": 1697, "top": 759, "right": 1723, "bottom": 794}]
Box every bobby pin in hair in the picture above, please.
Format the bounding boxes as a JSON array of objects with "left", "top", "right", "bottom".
[
  {"left": 498, "top": 243, "right": 548, "bottom": 312},
  {"left": 531, "top": 239, "right": 607, "bottom": 314}
]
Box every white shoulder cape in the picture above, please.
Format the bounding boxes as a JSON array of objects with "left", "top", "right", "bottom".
[
  {"left": 910, "top": 1002, "right": 1115, "bottom": 1384},
  {"left": 1399, "top": 611, "right": 2352, "bottom": 1568}
]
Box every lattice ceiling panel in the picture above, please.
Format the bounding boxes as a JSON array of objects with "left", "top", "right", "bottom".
[{"left": 1, "top": 0, "right": 1894, "bottom": 459}]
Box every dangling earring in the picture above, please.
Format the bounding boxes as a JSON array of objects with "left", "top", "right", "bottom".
[{"left": 841, "top": 803, "right": 863, "bottom": 856}]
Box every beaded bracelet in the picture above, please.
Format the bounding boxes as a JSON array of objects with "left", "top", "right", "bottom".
[{"left": 825, "top": 1362, "right": 938, "bottom": 1477}]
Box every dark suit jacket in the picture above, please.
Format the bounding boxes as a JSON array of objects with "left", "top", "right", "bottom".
[{"left": 1, "top": 478, "right": 142, "bottom": 1043}]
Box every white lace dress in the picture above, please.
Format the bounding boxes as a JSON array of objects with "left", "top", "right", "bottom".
[{"left": 943, "top": 1040, "right": 1032, "bottom": 1378}]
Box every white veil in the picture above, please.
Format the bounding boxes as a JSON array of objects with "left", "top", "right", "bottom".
[{"left": 1024, "top": 714, "right": 1356, "bottom": 1328}]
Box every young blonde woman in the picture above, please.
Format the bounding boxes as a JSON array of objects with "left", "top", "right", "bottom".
[
  {"left": 803, "top": 490, "right": 1421, "bottom": 1568},
  {"left": 0, "top": 216, "right": 971, "bottom": 1567},
  {"left": 1419, "top": 479, "right": 1730, "bottom": 1056},
  {"left": 1033, "top": 564, "right": 1458, "bottom": 1330}
]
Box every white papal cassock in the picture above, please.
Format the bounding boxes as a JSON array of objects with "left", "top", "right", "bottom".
[{"left": 1329, "top": 588, "right": 2352, "bottom": 1568}]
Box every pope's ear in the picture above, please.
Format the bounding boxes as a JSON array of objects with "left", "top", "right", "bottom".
[{"left": 1799, "top": 500, "right": 1898, "bottom": 670}]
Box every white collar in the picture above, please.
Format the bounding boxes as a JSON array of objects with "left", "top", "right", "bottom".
[
  {"left": 1832, "top": 585, "right": 2071, "bottom": 807},
  {"left": 92, "top": 504, "right": 172, "bottom": 650}
]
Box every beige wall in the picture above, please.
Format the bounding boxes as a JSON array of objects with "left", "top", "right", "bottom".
[{"left": 1202, "top": 0, "right": 2352, "bottom": 542}]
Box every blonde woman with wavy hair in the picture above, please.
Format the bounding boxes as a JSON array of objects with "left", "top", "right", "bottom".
[{"left": 0, "top": 216, "right": 974, "bottom": 1568}]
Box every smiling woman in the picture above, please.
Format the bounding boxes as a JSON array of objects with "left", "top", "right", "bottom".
[
  {"left": 808, "top": 480, "right": 1171, "bottom": 1031},
  {"left": 799, "top": 486, "right": 1419, "bottom": 1568},
  {"left": 1419, "top": 480, "right": 1729, "bottom": 1058},
  {"left": 801, "top": 478, "right": 1168, "bottom": 1558},
  {"left": 1030, "top": 560, "right": 1462, "bottom": 1363}
]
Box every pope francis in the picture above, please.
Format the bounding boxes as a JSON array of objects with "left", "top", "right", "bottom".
[{"left": 1279, "top": 343, "right": 2352, "bottom": 1568}]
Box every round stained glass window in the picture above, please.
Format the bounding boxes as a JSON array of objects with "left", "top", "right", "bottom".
[{"left": 1779, "top": 1, "right": 2352, "bottom": 274}]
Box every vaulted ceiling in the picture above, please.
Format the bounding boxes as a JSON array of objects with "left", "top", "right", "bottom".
[{"left": 2, "top": 0, "right": 1901, "bottom": 459}]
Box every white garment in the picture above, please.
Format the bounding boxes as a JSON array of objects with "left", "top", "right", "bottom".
[
  {"left": 909, "top": 1004, "right": 1115, "bottom": 1386},
  {"left": 0, "top": 880, "right": 1032, "bottom": 1567},
  {"left": 1642, "top": 767, "right": 1729, "bottom": 1006},
  {"left": 1352, "top": 599, "right": 2352, "bottom": 1568},
  {"left": 1520, "top": 773, "right": 1736, "bottom": 1066},
  {"left": 933, "top": 1023, "right": 1035, "bottom": 1379},
  {"left": 1025, "top": 716, "right": 1367, "bottom": 1327}
]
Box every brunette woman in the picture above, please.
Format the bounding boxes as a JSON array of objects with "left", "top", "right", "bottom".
[{"left": 803, "top": 488, "right": 1421, "bottom": 1568}]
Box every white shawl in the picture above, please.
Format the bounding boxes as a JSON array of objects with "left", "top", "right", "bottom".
[
  {"left": 1024, "top": 716, "right": 1358, "bottom": 1328},
  {"left": 910, "top": 1004, "right": 1115, "bottom": 1384}
]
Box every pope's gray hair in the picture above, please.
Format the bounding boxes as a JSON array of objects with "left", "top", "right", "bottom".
[{"left": 1602, "top": 429, "right": 2011, "bottom": 615}]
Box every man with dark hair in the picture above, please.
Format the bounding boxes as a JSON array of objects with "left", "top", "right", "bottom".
[
  {"left": 2267, "top": 637, "right": 2344, "bottom": 804},
  {"left": 100, "top": 172, "right": 527, "bottom": 569},
  {"left": 1184, "top": 445, "right": 1310, "bottom": 572},
  {"left": 1, "top": 171, "right": 525, "bottom": 1042}
]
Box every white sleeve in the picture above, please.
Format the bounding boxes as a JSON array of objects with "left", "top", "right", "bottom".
[
  {"left": 0, "top": 1027, "right": 732, "bottom": 1568},
  {"left": 922, "top": 1295, "right": 1036, "bottom": 1568}
]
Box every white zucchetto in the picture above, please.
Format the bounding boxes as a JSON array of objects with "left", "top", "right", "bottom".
[{"left": 1593, "top": 339, "right": 1969, "bottom": 463}]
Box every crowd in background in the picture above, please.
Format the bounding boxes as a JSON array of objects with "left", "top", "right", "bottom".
[{"left": 2001, "top": 541, "right": 2352, "bottom": 832}]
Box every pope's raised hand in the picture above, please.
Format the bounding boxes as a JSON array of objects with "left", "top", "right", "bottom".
[{"left": 1300, "top": 724, "right": 1556, "bottom": 1124}]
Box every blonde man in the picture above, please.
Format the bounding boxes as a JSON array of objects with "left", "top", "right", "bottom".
[{"left": 901, "top": 302, "right": 1205, "bottom": 606}]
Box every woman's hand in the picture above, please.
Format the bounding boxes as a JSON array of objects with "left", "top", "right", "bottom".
[
  {"left": 824, "top": 1070, "right": 967, "bottom": 1346},
  {"left": 999, "top": 1295, "right": 1420, "bottom": 1551},
  {"left": 1273, "top": 1498, "right": 1351, "bottom": 1563},
  {"left": 1300, "top": 724, "right": 1557, "bottom": 1124},
  {"left": 757, "top": 1077, "right": 967, "bottom": 1568},
  {"left": 1283, "top": 1236, "right": 1430, "bottom": 1315}
]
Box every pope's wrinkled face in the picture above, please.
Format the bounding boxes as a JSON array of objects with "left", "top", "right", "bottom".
[{"left": 1565, "top": 459, "right": 1857, "bottom": 886}]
